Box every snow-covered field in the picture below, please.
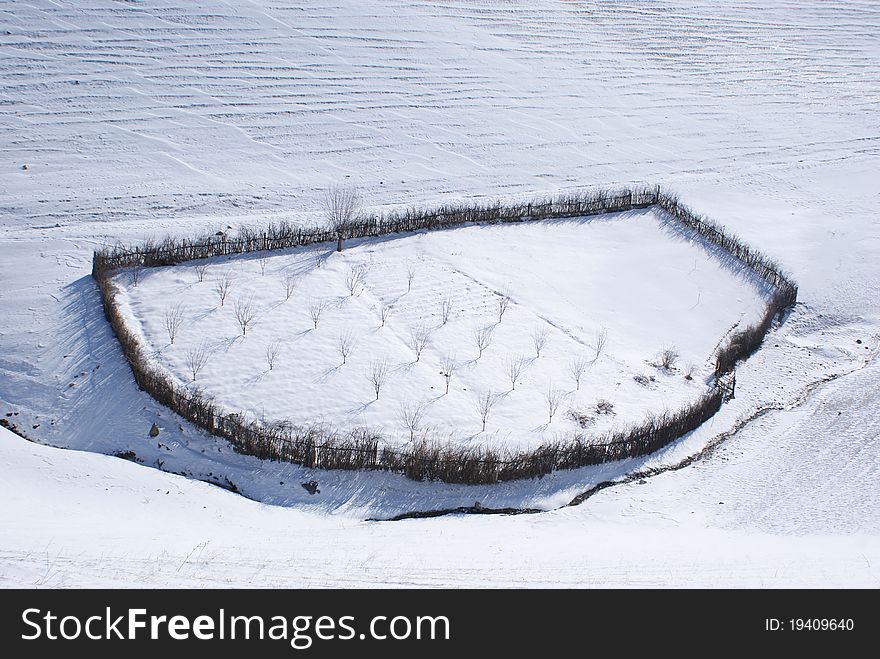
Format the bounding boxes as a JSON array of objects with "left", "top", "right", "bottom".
[
  {"left": 116, "top": 208, "right": 767, "bottom": 450},
  {"left": 1, "top": 0, "right": 878, "bottom": 586}
]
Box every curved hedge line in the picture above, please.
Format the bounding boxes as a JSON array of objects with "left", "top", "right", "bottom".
[{"left": 92, "top": 186, "right": 796, "bottom": 484}]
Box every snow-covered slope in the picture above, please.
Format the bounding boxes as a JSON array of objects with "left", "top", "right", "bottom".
[{"left": 1, "top": 0, "right": 879, "bottom": 586}]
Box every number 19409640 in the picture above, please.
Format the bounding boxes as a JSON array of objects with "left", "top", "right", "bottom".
[{"left": 765, "top": 618, "right": 854, "bottom": 631}]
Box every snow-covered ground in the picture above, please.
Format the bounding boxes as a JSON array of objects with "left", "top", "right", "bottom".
[
  {"left": 116, "top": 208, "right": 767, "bottom": 450},
  {"left": 1, "top": 0, "right": 878, "bottom": 586}
]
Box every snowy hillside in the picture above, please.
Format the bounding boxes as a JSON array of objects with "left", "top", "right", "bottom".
[{"left": 1, "top": 0, "right": 878, "bottom": 586}]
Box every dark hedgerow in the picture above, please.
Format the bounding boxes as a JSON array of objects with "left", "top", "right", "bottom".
[{"left": 92, "top": 186, "right": 796, "bottom": 485}]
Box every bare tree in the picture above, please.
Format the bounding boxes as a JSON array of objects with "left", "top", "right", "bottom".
[
  {"left": 266, "top": 339, "right": 281, "bottom": 370},
  {"left": 195, "top": 263, "right": 209, "bottom": 283},
  {"left": 258, "top": 256, "right": 269, "bottom": 276},
  {"left": 234, "top": 296, "right": 257, "bottom": 336},
  {"left": 407, "top": 324, "right": 431, "bottom": 362},
  {"left": 215, "top": 275, "right": 232, "bottom": 307},
  {"left": 405, "top": 264, "right": 416, "bottom": 293},
  {"left": 545, "top": 386, "right": 567, "bottom": 423},
  {"left": 569, "top": 355, "right": 589, "bottom": 390},
  {"left": 283, "top": 273, "right": 298, "bottom": 300},
  {"left": 497, "top": 293, "right": 510, "bottom": 323},
  {"left": 367, "top": 358, "right": 389, "bottom": 400},
  {"left": 532, "top": 326, "right": 549, "bottom": 358},
  {"left": 505, "top": 356, "right": 526, "bottom": 391},
  {"left": 185, "top": 342, "right": 211, "bottom": 381},
  {"left": 440, "top": 354, "right": 456, "bottom": 394},
  {"left": 472, "top": 325, "right": 494, "bottom": 359},
  {"left": 475, "top": 389, "right": 497, "bottom": 432},
  {"left": 344, "top": 265, "right": 366, "bottom": 297},
  {"left": 593, "top": 328, "right": 608, "bottom": 362},
  {"left": 323, "top": 184, "right": 361, "bottom": 252},
  {"left": 163, "top": 303, "right": 184, "bottom": 345},
  {"left": 130, "top": 264, "right": 143, "bottom": 288},
  {"left": 397, "top": 401, "right": 426, "bottom": 443},
  {"left": 439, "top": 294, "right": 454, "bottom": 326},
  {"left": 659, "top": 346, "right": 679, "bottom": 370},
  {"left": 379, "top": 304, "right": 391, "bottom": 327},
  {"left": 308, "top": 298, "right": 327, "bottom": 329},
  {"left": 337, "top": 330, "right": 356, "bottom": 365}
]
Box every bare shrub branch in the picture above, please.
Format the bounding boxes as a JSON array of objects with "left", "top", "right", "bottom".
[
  {"left": 397, "top": 401, "right": 427, "bottom": 443},
  {"left": 367, "top": 358, "right": 389, "bottom": 400},
  {"left": 505, "top": 356, "right": 526, "bottom": 390},
  {"left": 258, "top": 256, "right": 269, "bottom": 276},
  {"left": 266, "top": 339, "right": 281, "bottom": 370},
  {"left": 163, "top": 303, "right": 184, "bottom": 345},
  {"left": 215, "top": 275, "right": 232, "bottom": 307},
  {"left": 532, "top": 326, "right": 549, "bottom": 358},
  {"left": 568, "top": 355, "right": 589, "bottom": 390},
  {"left": 472, "top": 325, "right": 494, "bottom": 359},
  {"left": 233, "top": 296, "right": 257, "bottom": 336},
  {"left": 407, "top": 324, "right": 431, "bottom": 362},
  {"left": 659, "top": 347, "right": 680, "bottom": 370},
  {"left": 440, "top": 354, "right": 456, "bottom": 394},
  {"left": 185, "top": 342, "right": 211, "bottom": 381},
  {"left": 337, "top": 330, "right": 356, "bottom": 365},
  {"left": 323, "top": 184, "right": 361, "bottom": 252},
  {"left": 130, "top": 264, "right": 143, "bottom": 287},
  {"left": 475, "top": 389, "right": 497, "bottom": 432},
  {"left": 405, "top": 264, "right": 416, "bottom": 293}
]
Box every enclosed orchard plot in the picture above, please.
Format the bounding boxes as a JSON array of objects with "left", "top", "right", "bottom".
[{"left": 113, "top": 207, "right": 771, "bottom": 452}]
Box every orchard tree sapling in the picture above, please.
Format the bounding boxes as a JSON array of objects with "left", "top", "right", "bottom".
[
  {"left": 568, "top": 355, "right": 589, "bottom": 390},
  {"left": 473, "top": 325, "right": 494, "bottom": 359},
  {"left": 379, "top": 304, "right": 391, "bottom": 327},
  {"left": 532, "top": 326, "right": 549, "bottom": 358},
  {"left": 163, "top": 303, "right": 185, "bottom": 345},
  {"left": 234, "top": 296, "right": 257, "bottom": 336},
  {"left": 345, "top": 265, "right": 366, "bottom": 297},
  {"left": 475, "top": 389, "right": 497, "bottom": 432},
  {"left": 266, "top": 339, "right": 281, "bottom": 370},
  {"left": 368, "top": 358, "right": 389, "bottom": 400},
  {"left": 408, "top": 324, "right": 431, "bottom": 362},
  {"left": 185, "top": 342, "right": 211, "bottom": 381},
  {"left": 215, "top": 275, "right": 232, "bottom": 307},
  {"left": 593, "top": 328, "right": 608, "bottom": 362},
  {"left": 337, "top": 330, "right": 356, "bottom": 365},
  {"left": 397, "top": 401, "right": 426, "bottom": 443},
  {"left": 308, "top": 298, "right": 328, "bottom": 329},
  {"left": 284, "top": 273, "right": 298, "bottom": 300},
  {"left": 439, "top": 295, "right": 453, "bottom": 326},
  {"left": 195, "top": 263, "right": 209, "bottom": 283},
  {"left": 497, "top": 292, "right": 510, "bottom": 323},
  {"left": 440, "top": 354, "right": 456, "bottom": 394},
  {"left": 545, "top": 386, "right": 567, "bottom": 423},
  {"left": 505, "top": 356, "right": 526, "bottom": 391}
]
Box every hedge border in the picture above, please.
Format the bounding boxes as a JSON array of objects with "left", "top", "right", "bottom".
[{"left": 92, "top": 186, "right": 796, "bottom": 484}]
